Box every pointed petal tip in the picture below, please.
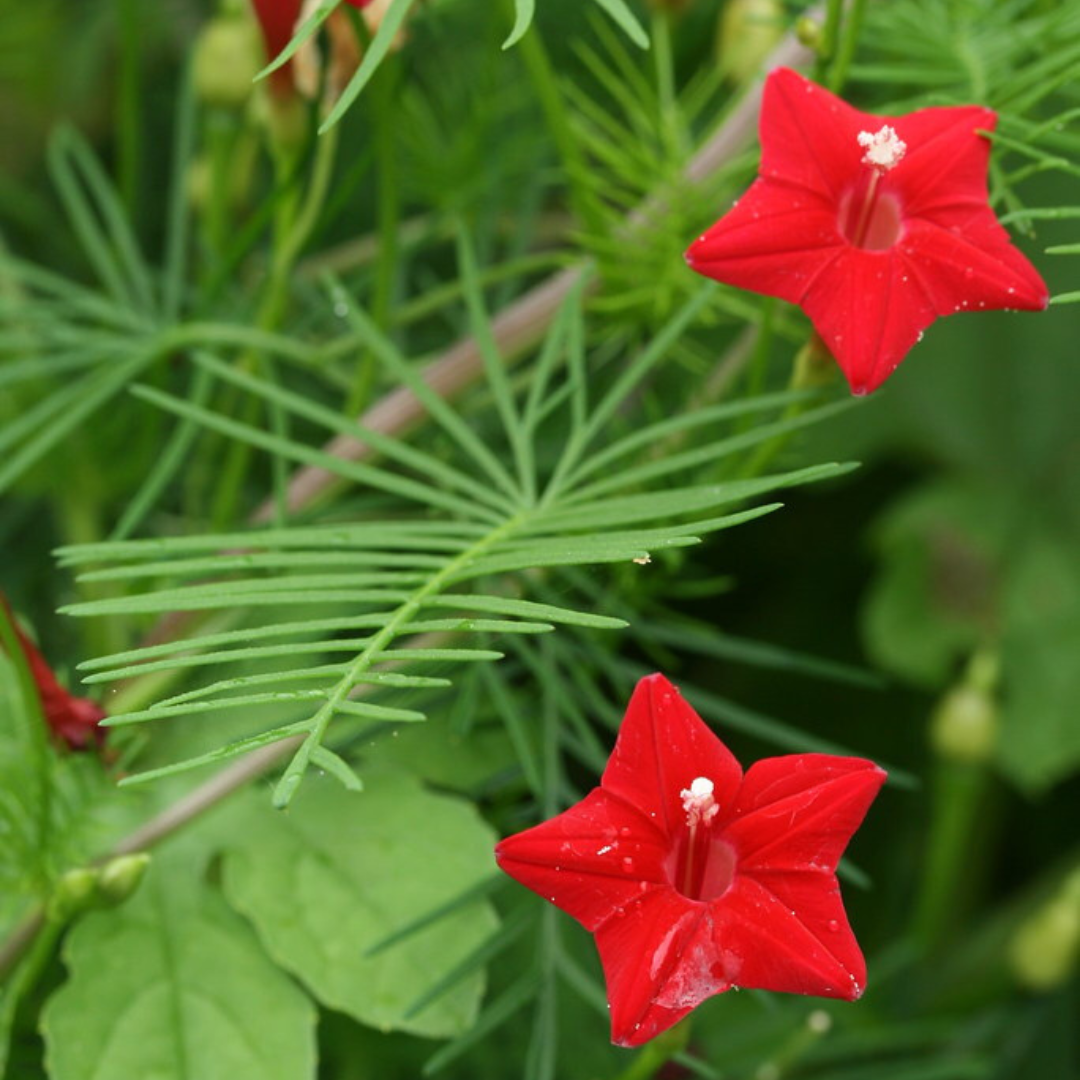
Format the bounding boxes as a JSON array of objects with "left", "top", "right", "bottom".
[{"left": 638, "top": 671, "right": 677, "bottom": 693}]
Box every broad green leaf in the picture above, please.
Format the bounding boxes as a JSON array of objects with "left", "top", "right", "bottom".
[
  {"left": 366, "top": 716, "right": 516, "bottom": 793},
  {"left": 221, "top": 773, "right": 498, "bottom": 1037},
  {"left": 862, "top": 481, "right": 1011, "bottom": 686},
  {"left": 41, "top": 855, "right": 317, "bottom": 1080},
  {"left": 998, "top": 536, "right": 1080, "bottom": 791}
]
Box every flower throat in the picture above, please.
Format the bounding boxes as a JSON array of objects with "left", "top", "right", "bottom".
[
  {"left": 839, "top": 125, "right": 907, "bottom": 251},
  {"left": 672, "top": 777, "right": 736, "bottom": 902}
]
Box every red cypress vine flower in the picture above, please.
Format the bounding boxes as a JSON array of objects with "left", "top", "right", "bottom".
[
  {"left": 1, "top": 595, "right": 106, "bottom": 751},
  {"left": 685, "top": 67, "right": 1048, "bottom": 394},
  {"left": 495, "top": 674, "right": 885, "bottom": 1047}
]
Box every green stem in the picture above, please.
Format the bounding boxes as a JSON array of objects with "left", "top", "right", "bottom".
[
  {"left": 347, "top": 59, "right": 400, "bottom": 416},
  {"left": 507, "top": 0, "right": 605, "bottom": 235},
  {"left": 209, "top": 127, "right": 341, "bottom": 529},
  {"left": 737, "top": 332, "right": 837, "bottom": 478},
  {"left": 910, "top": 760, "right": 993, "bottom": 952},
  {"left": 828, "top": 0, "right": 868, "bottom": 92},
  {"left": 611, "top": 1021, "right": 691, "bottom": 1080},
  {"left": 813, "top": 0, "right": 844, "bottom": 81},
  {"left": 115, "top": 0, "right": 141, "bottom": 218}
]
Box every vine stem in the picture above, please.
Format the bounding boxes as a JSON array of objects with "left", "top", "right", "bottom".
[{"left": 0, "top": 12, "right": 820, "bottom": 984}]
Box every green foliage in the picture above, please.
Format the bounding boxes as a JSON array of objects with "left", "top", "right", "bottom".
[
  {"left": 41, "top": 852, "right": 317, "bottom": 1080},
  {"left": 221, "top": 773, "right": 499, "bottom": 1038},
  {"left": 56, "top": 275, "right": 853, "bottom": 806},
  {"left": 2, "top": 0, "right": 1079, "bottom": 1078}
]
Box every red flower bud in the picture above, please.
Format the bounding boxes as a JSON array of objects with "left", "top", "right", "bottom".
[{"left": 1, "top": 594, "right": 106, "bottom": 751}]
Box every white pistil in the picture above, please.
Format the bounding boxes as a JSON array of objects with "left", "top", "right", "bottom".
[
  {"left": 857, "top": 125, "right": 907, "bottom": 172},
  {"left": 681, "top": 776, "right": 719, "bottom": 828}
]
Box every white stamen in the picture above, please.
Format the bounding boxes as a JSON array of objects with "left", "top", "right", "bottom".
[
  {"left": 857, "top": 125, "right": 906, "bottom": 171},
  {"left": 681, "top": 776, "right": 719, "bottom": 827}
]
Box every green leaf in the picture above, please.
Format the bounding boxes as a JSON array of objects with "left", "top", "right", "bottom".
[
  {"left": 503, "top": 0, "right": 536, "bottom": 49},
  {"left": 221, "top": 773, "right": 499, "bottom": 1037},
  {"left": 591, "top": 0, "right": 650, "bottom": 49},
  {"left": 998, "top": 536, "right": 1080, "bottom": 791},
  {"left": 319, "top": 0, "right": 421, "bottom": 133},
  {"left": 41, "top": 854, "right": 317, "bottom": 1080},
  {"left": 256, "top": 0, "right": 339, "bottom": 82}
]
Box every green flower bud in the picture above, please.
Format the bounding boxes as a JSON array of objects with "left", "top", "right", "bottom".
[
  {"left": 48, "top": 868, "right": 100, "bottom": 923},
  {"left": 795, "top": 15, "right": 823, "bottom": 50},
  {"left": 97, "top": 854, "right": 151, "bottom": 907},
  {"left": 193, "top": 15, "right": 263, "bottom": 109},
  {"left": 930, "top": 684, "right": 998, "bottom": 763},
  {"left": 1009, "top": 873, "right": 1080, "bottom": 991},
  {"left": 717, "top": 0, "right": 785, "bottom": 86}
]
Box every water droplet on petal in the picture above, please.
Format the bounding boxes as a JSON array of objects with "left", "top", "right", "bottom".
[
  {"left": 621, "top": 857, "right": 635, "bottom": 873},
  {"left": 827, "top": 919, "right": 840, "bottom": 932}
]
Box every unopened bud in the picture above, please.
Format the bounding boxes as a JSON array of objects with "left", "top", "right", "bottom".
[
  {"left": 48, "top": 868, "right": 100, "bottom": 923},
  {"left": 717, "top": 0, "right": 784, "bottom": 85},
  {"left": 930, "top": 685, "right": 997, "bottom": 763},
  {"left": 193, "top": 15, "right": 264, "bottom": 109},
  {"left": 795, "top": 16, "right": 823, "bottom": 50},
  {"left": 97, "top": 854, "right": 151, "bottom": 906},
  {"left": 791, "top": 334, "right": 837, "bottom": 390},
  {"left": 930, "top": 651, "right": 1000, "bottom": 764},
  {"left": 1009, "top": 871, "right": 1080, "bottom": 991}
]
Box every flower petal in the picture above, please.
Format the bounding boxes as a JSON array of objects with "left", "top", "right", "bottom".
[
  {"left": 494, "top": 788, "right": 669, "bottom": 931},
  {"left": 712, "top": 874, "right": 866, "bottom": 999},
  {"left": 801, "top": 247, "right": 936, "bottom": 394},
  {"left": 724, "top": 754, "right": 886, "bottom": 872},
  {"left": 601, "top": 674, "right": 743, "bottom": 834},
  {"left": 891, "top": 105, "right": 996, "bottom": 219},
  {"left": 758, "top": 67, "right": 868, "bottom": 201},
  {"left": 594, "top": 889, "right": 725, "bottom": 1046},
  {"left": 685, "top": 179, "right": 846, "bottom": 306},
  {"left": 900, "top": 214, "right": 1049, "bottom": 314}
]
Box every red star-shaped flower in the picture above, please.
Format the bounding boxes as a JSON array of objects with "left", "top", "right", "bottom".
[
  {"left": 1, "top": 595, "right": 106, "bottom": 751},
  {"left": 685, "top": 67, "right": 1048, "bottom": 394},
  {"left": 495, "top": 674, "right": 886, "bottom": 1047}
]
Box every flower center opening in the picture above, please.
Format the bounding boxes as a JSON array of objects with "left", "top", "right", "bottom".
[
  {"left": 839, "top": 126, "right": 907, "bottom": 251},
  {"left": 670, "top": 776, "right": 737, "bottom": 902},
  {"left": 839, "top": 187, "right": 903, "bottom": 251}
]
